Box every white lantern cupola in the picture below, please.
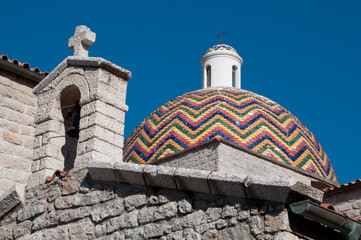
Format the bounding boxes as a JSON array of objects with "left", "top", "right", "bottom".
[{"left": 201, "top": 44, "right": 243, "bottom": 89}]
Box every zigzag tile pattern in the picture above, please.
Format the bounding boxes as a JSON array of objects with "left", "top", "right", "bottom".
[{"left": 123, "top": 88, "right": 337, "bottom": 182}]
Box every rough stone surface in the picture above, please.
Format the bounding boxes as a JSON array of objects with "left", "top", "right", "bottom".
[
  {"left": 0, "top": 185, "right": 24, "bottom": 218},
  {"left": 264, "top": 210, "right": 290, "bottom": 233},
  {"left": 0, "top": 168, "right": 338, "bottom": 239},
  {"left": 274, "top": 231, "right": 300, "bottom": 240}
]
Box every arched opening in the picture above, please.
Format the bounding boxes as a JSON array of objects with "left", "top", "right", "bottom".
[
  {"left": 60, "top": 85, "right": 81, "bottom": 171},
  {"left": 206, "top": 65, "right": 211, "bottom": 87},
  {"left": 232, "top": 65, "right": 237, "bottom": 87}
]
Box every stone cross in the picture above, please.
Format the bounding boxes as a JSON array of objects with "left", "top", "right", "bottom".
[{"left": 68, "top": 25, "right": 96, "bottom": 57}]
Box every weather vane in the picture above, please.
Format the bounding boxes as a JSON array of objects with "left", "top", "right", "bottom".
[{"left": 217, "top": 29, "right": 226, "bottom": 44}]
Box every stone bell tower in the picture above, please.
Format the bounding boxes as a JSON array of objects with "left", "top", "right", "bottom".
[{"left": 28, "top": 25, "right": 131, "bottom": 187}]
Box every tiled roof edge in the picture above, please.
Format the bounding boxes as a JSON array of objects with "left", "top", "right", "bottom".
[
  {"left": 323, "top": 179, "right": 361, "bottom": 193},
  {"left": 0, "top": 55, "right": 48, "bottom": 82}
]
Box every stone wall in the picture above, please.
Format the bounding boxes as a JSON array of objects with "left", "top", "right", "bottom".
[
  {"left": 0, "top": 69, "right": 38, "bottom": 195},
  {"left": 324, "top": 185, "right": 361, "bottom": 219},
  {"left": 156, "top": 142, "right": 219, "bottom": 172},
  {"left": 0, "top": 169, "right": 308, "bottom": 240},
  {"left": 156, "top": 141, "right": 313, "bottom": 187}
]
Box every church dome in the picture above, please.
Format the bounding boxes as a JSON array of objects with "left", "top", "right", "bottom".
[
  {"left": 123, "top": 87, "right": 337, "bottom": 182},
  {"left": 205, "top": 44, "right": 238, "bottom": 55}
]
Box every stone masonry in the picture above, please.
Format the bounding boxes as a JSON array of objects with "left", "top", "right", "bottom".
[
  {"left": 29, "top": 25, "right": 131, "bottom": 188},
  {"left": 0, "top": 65, "right": 43, "bottom": 195},
  {"left": 156, "top": 140, "right": 336, "bottom": 189},
  {"left": 323, "top": 182, "right": 361, "bottom": 219},
  {"left": 0, "top": 161, "right": 332, "bottom": 240}
]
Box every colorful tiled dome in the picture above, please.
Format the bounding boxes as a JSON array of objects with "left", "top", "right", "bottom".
[
  {"left": 123, "top": 88, "right": 338, "bottom": 182},
  {"left": 205, "top": 44, "right": 238, "bottom": 55}
]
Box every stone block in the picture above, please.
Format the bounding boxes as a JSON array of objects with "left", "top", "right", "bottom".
[
  {"left": 0, "top": 224, "right": 14, "bottom": 239},
  {"left": 0, "top": 97, "right": 25, "bottom": 113},
  {"left": 175, "top": 168, "right": 211, "bottom": 194},
  {"left": 39, "top": 157, "right": 64, "bottom": 171},
  {"left": 20, "top": 125, "right": 34, "bottom": 136},
  {"left": 8, "top": 110, "right": 34, "bottom": 126},
  {"left": 27, "top": 169, "right": 55, "bottom": 188},
  {"left": 59, "top": 206, "right": 90, "bottom": 223},
  {"left": 222, "top": 205, "right": 237, "bottom": 218},
  {"left": 67, "top": 219, "right": 95, "bottom": 239},
  {"left": 87, "top": 161, "right": 117, "bottom": 182},
  {"left": 77, "top": 137, "right": 123, "bottom": 157},
  {"left": 78, "top": 125, "right": 124, "bottom": 148},
  {"left": 178, "top": 198, "right": 193, "bottom": 214},
  {"left": 34, "top": 120, "right": 62, "bottom": 136},
  {"left": 143, "top": 165, "right": 177, "bottom": 189},
  {"left": 0, "top": 118, "right": 19, "bottom": 133},
  {"left": 0, "top": 153, "right": 31, "bottom": 172},
  {"left": 25, "top": 105, "right": 37, "bottom": 117},
  {"left": 17, "top": 202, "right": 45, "bottom": 222},
  {"left": 218, "top": 223, "right": 253, "bottom": 239},
  {"left": 245, "top": 176, "right": 295, "bottom": 203},
  {"left": 81, "top": 189, "right": 115, "bottom": 206},
  {"left": 13, "top": 90, "right": 36, "bottom": 107},
  {"left": 54, "top": 195, "right": 82, "bottom": 210},
  {"left": 23, "top": 137, "right": 34, "bottom": 150},
  {"left": 178, "top": 210, "right": 206, "bottom": 228},
  {"left": 215, "top": 219, "right": 228, "bottom": 229},
  {"left": 205, "top": 207, "right": 222, "bottom": 222},
  {"left": 0, "top": 184, "right": 25, "bottom": 219},
  {"left": 124, "top": 194, "right": 147, "bottom": 211},
  {"left": 208, "top": 171, "right": 246, "bottom": 198},
  {"left": 33, "top": 144, "right": 59, "bottom": 161},
  {"left": 2, "top": 131, "right": 23, "bottom": 146},
  {"left": 274, "top": 231, "right": 299, "bottom": 240},
  {"left": 42, "top": 132, "right": 66, "bottom": 147},
  {"left": 154, "top": 202, "right": 178, "bottom": 220},
  {"left": 13, "top": 220, "right": 32, "bottom": 238},
  {"left": 90, "top": 199, "right": 124, "bottom": 223},
  {"left": 113, "top": 162, "right": 146, "bottom": 186},
  {"left": 264, "top": 210, "right": 290, "bottom": 233},
  {"left": 106, "top": 210, "right": 138, "bottom": 233},
  {"left": 238, "top": 209, "right": 251, "bottom": 220},
  {"left": 248, "top": 215, "right": 264, "bottom": 236},
  {"left": 32, "top": 212, "right": 58, "bottom": 231},
  {"left": 80, "top": 100, "right": 126, "bottom": 122},
  {"left": 76, "top": 151, "right": 118, "bottom": 171},
  {"left": 144, "top": 224, "right": 171, "bottom": 238},
  {"left": 86, "top": 112, "right": 125, "bottom": 135},
  {"left": 336, "top": 202, "right": 352, "bottom": 212},
  {"left": 124, "top": 226, "right": 144, "bottom": 240},
  {"left": 138, "top": 206, "right": 157, "bottom": 224},
  {"left": 288, "top": 182, "right": 324, "bottom": 203}
]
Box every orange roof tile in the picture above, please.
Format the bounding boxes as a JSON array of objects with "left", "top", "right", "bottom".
[
  {"left": 323, "top": 179, "right": 361, "bottom": 192},
  {"left": 321, "top": 202, "right": 361, "bottom": 222},
  {"left": 0, "top": 55, "right": 49, "bottom": 77}
]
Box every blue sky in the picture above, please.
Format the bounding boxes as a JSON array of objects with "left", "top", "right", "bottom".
[{"left": 2, "top": 1, "right": 360, "bottom": 184}]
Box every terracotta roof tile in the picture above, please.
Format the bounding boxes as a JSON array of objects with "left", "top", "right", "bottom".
[
  {"left": 321, "top": 202, "right": 361, "bottom": 222},
  {"left": 323, "top": 179, "right": 361, "bottom": 192},
  {"left": 0, "top": 55, "right": 49, "bottom": 77}
]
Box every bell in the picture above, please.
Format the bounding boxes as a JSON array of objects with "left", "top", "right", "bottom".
[{"left": 66, "top": 101, "right": 81, "bottom": 139}]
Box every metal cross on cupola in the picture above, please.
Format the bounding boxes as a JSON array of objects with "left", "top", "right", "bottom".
[
  {"left": 68, "top": 25, "right": 96, "bottom": 57},
  {"left": 217, "top": 29, "right": 226, "bottom": 44}
]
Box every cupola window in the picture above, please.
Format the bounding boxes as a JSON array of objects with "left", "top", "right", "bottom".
[
  {"left": 232, "top": 66, "right": 237, "bottom": 87},
  {"left": 206, "top": 65, "right": 211, "bottom": 87}
]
